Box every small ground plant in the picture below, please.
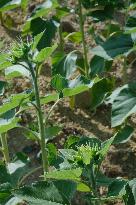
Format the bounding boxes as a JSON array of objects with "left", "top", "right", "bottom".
[{"left": 0, "top": 0, "right": 136, "bottom": 205}]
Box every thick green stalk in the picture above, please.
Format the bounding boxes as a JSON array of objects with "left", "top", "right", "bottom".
[
  {"left": 78, "top": 0, "right": 89, "bottom": 77},
  {"left": 0, "top": 12, "right": 4, "bottom": 26},
  {"left": 59, "top": 22, "right": 64, "bottom": 52},
  {"left": 123, "top": 57, "right": 127, "bottom": 84},
  {"left": 122, "top": 0, "right": 130, "bottom": 83},
  {"left": 0, "top": 134, "right": 10, "bottom": 164},
  {"left": 30, "top": 67, "right": 49, "bottom": 175}
]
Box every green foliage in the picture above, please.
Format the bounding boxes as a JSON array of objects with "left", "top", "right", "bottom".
[
  {"left": 0, "top": 0, "right": 136, "bottom": 204},
  {"left": 92, "top": 33, "right": 135, "bottom": 60},
  {"left": 14, "top": 180, "right": 77, "bottom": 205}
]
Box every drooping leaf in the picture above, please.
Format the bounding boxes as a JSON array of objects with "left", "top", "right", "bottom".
[
  {"left": 96, "top": 172, "right": 114, "bottom": 187},
  {"left": 0, "top": 54, "right": 12, "bottom": 71},
  {"left": 66, "top": 32, "right": 82, "bottom": 44},
  {"left": 89, "top": 55, "right": 112, "bottom": 77},
  {"left": 51, "top": 74, "right": 69, "bottom": 93},
  {"left": 129, "top": 179, "right": 136, "bottom": 204},
  {"left": 14, "top": 180, "right": 77, "bottom": 205},
  {"left": 0, "top": 93, "right": 30, "bottom": 115},
  {"left": 107, "top": 179, "right": 127, "bottom": 197},
  {"left": 0, "top": 110, "right": 19, "bottom": 134},
  {"left": 30, "top": 0, "right": 59, "bottom": 20},
  {"left": 5, "top": 197, "right": 23, "bottom": 205},
  {"left": 0, "top": 183, "right": 12, "bottom": 204},
  {"left": 113, "top": 125, "right": 134, "bottom": 144},
  {"left": 52, "top": 52, "right": 78, "bottom": 79},
  {"left": 63, "top": 75, "right": 95, "bottom": 97},
  {"left": 92, "top": 34, "right": 134, "bottom": 60},
  {"left": 45, "top": 126, "right": 62, "bottom": 142},
  {"left": 123, "top": 183, "right": 135, "bottom": 205},
  {"left": 8, "top": 158, "right": 30, "bottom": 187},
  {"left": 0, "top": 0, "right": 21, "bottom": 12},
  {"left": 87, "top": 5, "right": 114, "bottom": 22},
  {"left": 91, "top": 78, "right": 114, "bottom": 109},
  {"left": 5, "top": 64, "right": 31, "bottom": 79},
  {"left": 111, "top": 83, "right": 136, "bottom": 127},
  {"left": 40, "top": 93, "right": 59, "bottom": 105},
  {"left": 23, "top": 18, "right": 58, "bottom": 49},
  {"left": 46, "top": 168, "right": 82, "bottom": 181},
  {"left": 34, "top": 44, "right": 57, "bottom": 63}
]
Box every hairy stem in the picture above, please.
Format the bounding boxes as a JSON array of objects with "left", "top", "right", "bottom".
[
  {"left": 78, "top": 0, "right": 89, "bottom": 77},
  {"left": 89, "top": 166, "right": 101, "bottom": 205},
  {"left": 59, "top": 22, "right": 64, "bottom": 52},
  {"left": 0, "top": 134, "right": 10, "bottom": 164},
  {"left": 30, "top": 66, "right": 49, "bottom": 175},
  {"left": 123, "top": 56, "right": 127, "bottom": 84},
  {"left": 0, "top": 12, "right": 4, "bottom": 26}
]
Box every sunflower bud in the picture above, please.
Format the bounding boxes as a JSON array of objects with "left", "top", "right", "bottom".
[{"left": 10, "top": 39, "right": 31, "bottom": 64}]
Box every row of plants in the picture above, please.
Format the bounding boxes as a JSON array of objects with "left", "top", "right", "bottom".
[{"left": 0, "top": 0, "right": 136, "bottom": 204}]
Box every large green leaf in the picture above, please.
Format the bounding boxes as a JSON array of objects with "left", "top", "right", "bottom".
[
  {"left": 92, "top": 34, "right": 134, "bottom": 60},
  {"left": 0, "top": 183, "right": 12, "bottom": 204},
  {"left": 8, "top": 159, "right": 29, "bottom": 187},
  {"left": 34, "top": 44, "right": 57, "bottom": 63},
  {"left": 89, "top": 55, "right": 112, "bottom": 77},
  {"left": 0, "top": 93, "right": 30, "bottom": 115},
  {"left": 30, "top": 0, "right": 58, "bottom": 20},
  {"left": 123, "top": 183, "right": 135, "bottom": 205},
  {"left": 129, "top": 179, "right": 136, "bottom": 204},
  {"left": 23, "top": 18, "right": 58, "bottom": 49},
  {"left": 45, "top": 168, "right": 82, "bottom": 181},
  {"left": 0, "top": 0, "right": 21, "bottom": 12},
  {"left": 0, "top": 110, "right": 19, "bottom": 134},
  {"left": 52, "top": 51, "right": 78, "bottom": 79},
  {"left": 66, "top": 32, "right": 82, "bottom": 44},
  {"left": 61, "top": 52, "right": 78, "bottom": 79},
  {"left": 113, "top": 125, "right": 134, "bottom": 144},
  {"left": 14, "top": 180, "right": 77, "bottom": 205},
  {"left": 91, "top": 78, "right": 114, "bottom": 109},
  {"left": 5, "top": 64, "right": 31, "bottom": 79},
  {"left": 51, "top": 75, "right": 69, "bottom": 93},
  {"left": 111, "top": 83, "right": 136, "bottom": 127},
  {"left": 40, "top": 93, "right": 59, "bottom": 105},
  {"left": 45, "top": 126, "right": 62, "bottom": 142},
  {"left": 5, "top": 197, "right": 23, "bottom": 205},
  {"left": 107, "top": 179, "right": 127, "bottom": 197},
  {"left": 0, "top": 54, "right": 12, "bottom": 71},
  {"left": 63, "top": 75, "right": 95, "bottom": 97}
]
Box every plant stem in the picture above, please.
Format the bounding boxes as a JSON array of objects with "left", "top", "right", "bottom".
[
  {"left": 30, "top": 66, "right": 49, "bottom": 175},
  {"left": 89, "top": 166, "right": 101, "bottom": 205},
  {"left": 0, "top": 12, "right": 4, "bottom": 26},
  {"left": 123, "top": 56, "right": 127, "bottom": 84},
  {"left": 59, "top": 22, "right": 64, "bottom": 52},
  {"left": 78, "top": 0, "right": 89, "bottom": 77},
  {"left": 0, "top": 134, "right": 10, "bottom": 164}
]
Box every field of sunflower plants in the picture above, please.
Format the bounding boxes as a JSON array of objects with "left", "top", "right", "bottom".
[{"left": 0, "top": 0, "right": 136, "bottom": 204}]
